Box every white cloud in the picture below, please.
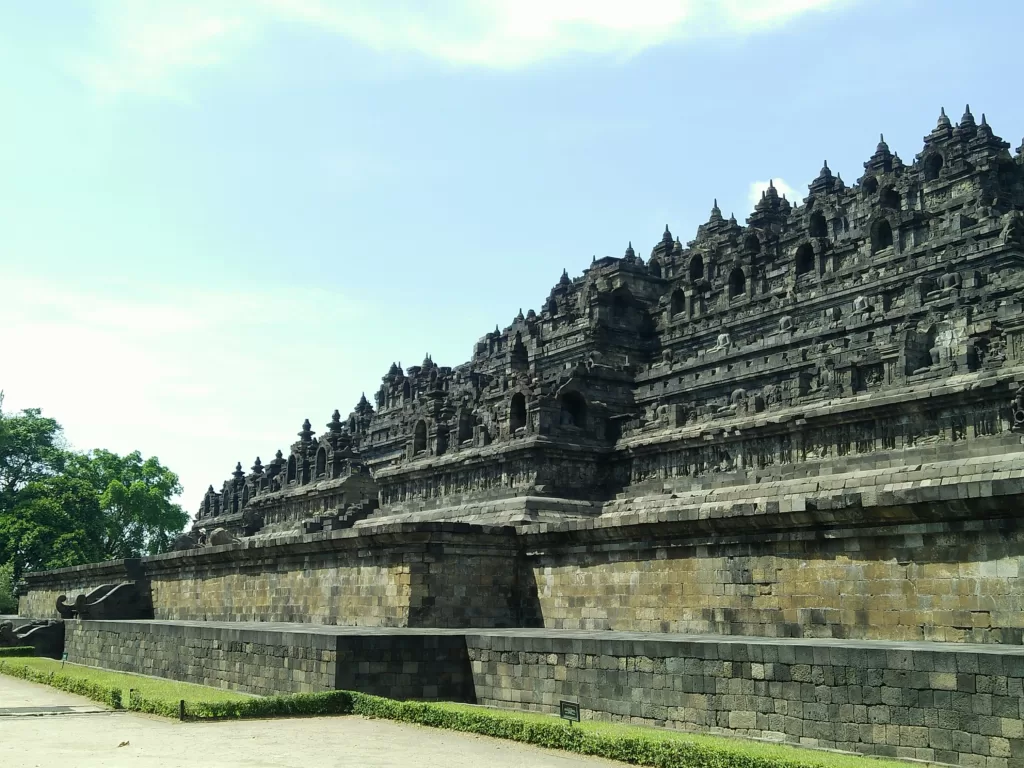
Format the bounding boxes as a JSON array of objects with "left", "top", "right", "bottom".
[
  {"left": 70, "top": 0, "right": 858, "bottom": 97},
  {"left": 0, "top": 276, "right": 379, "bottom": 510},
  {"left": 69, "top": 4, "right": 253, "bottom": 100},
  {"left": 747, "top": 178, "right": 802, "bottom": 212}
]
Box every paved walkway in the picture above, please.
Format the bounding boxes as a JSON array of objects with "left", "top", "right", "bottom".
[{"left": 0, "top": 675, "right": 616, "bottom": 768}]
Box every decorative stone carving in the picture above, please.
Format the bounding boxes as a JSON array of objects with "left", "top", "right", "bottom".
[
  {"left": 56, "top": 583, "right": 149, "bottom": 621},
  {"left": 710, "top": 333, "right": 731, "bottom": 353},
  {"left": 184, "top": 106, "right": 1024, "bottom": 532},
  {"left": 0, "top": 619, "right": 63, "bottom": 658},
  {"left": 1011, "top": 386, "right": 1024, "bottom": 432}
]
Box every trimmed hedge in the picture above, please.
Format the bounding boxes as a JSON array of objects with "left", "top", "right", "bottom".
[
  {"left": 0, "top": 660, "right": 122, "bottom": 708},
  {"left": 0, "top": 647, "right": 35, "bottom": 658},
  {"left": 127, "top": 689, "right": 356, "bottom": 720}
]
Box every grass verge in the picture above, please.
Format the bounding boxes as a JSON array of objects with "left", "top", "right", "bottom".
[
  {"left": 0, "top": 658, "right": 914, "bottom": 768},
  {"left": 0, "top": 657, "right": 250, "bottom": 711}
]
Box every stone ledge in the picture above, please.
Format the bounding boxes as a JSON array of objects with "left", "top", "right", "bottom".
[
  {"left": 620, "top": 366, "right": 1024, "bottom": 452},
  {"left": 19, "top": 558, "right": 143, "bottom": 586},
  {"left": 21, "top": 522, "right": 519, "bottom": 586},
  {"left": 70, "top": 619, "right": 1024, "bottom": 656}
]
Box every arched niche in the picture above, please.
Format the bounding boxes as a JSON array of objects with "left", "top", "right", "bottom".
[
  {"left": 924, "top": 153, "right": 943, "bottom": 181},
  {"left": 795, "top": 243, "right": 815, "bottom": 277},
  {"left": 871, "top": 219, "right": 894, "bottom": 253},
  {"left": 457, "top": 410, "right": 474, "bottom": 443},
  {"left": 670, "top": 289, "right": 685, "bottom": 316},
  {"left": 881, "top": 188, "right": 901, "bottom": 211},
  {"left": 413, "top": 421, "right": 427, "bottom": 454},
  {"left": 509, "top": 393, "right": 527, "bottom": 433},
  {"left": 728, "top": 267, "right": 746, "bottom": 299},
  {"left": 559, "top": 392, "right": 587, "bottom": 428},
  {"left": 286, "top": 454, "right": 297, "bottom": 483},
  {"left": 611, "top": 288, "right": 630, "bottom": 320},
  {"left": 744, "top": 234, "right": 760, "bottom": 255},
  {"left": 863, "top": 176, "right": 879, "bottom": 195},
  {"left": 809, "top": 211, "right": 828, "bottom": 239},
  {"left": 688, "top": 253, "right": 705, "bottom": 283},
  {"left": 315, "top": 447, "right": 327, "bottom": 478}
]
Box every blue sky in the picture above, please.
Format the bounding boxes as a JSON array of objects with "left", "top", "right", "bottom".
[{"left": 2, "top": 0, "right": 1021, "bottom": 511}]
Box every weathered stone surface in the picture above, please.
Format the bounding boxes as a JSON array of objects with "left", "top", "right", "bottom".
[
  {"left": 63, "top": 620, "right": 1024, "bottom": 766},
  {"left": 22, "top": 523, "right": 521, "bottom": 629}
]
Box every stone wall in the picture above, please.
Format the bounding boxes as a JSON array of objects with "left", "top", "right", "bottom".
[
  {"left": 516, "top": 448, "right": 1024, "bottom": 645},
  {"left": 66, "top": 620, "right": 338, "bottom": 696},
  {"left": 335, "top": 632, "right": 473, "bottom": 701},
  {"left": 21, "top": 524, "right": 521, "bottom": 629},
  {"left": 65, "top": 621, "right": 471, "bottom": 700},
  {"left": 18, "top": 559, "right": 146, "bottom": 620},
  {"left": 465, "top": 631, "right": 1024, "bottom": 767},
  {"left": 521, "top": 517, "right": 1024, "bottom": 644}
]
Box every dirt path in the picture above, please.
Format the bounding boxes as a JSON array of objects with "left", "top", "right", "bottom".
[{"left": 0, "top": 675, "right": 617, "bottom": 768}]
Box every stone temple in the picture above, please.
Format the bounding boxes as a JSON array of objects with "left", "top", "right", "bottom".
[{"left": 17, "top": 107, "right": 1024, "bottom": 765}]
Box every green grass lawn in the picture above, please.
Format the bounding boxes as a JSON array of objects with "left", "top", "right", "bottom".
[{"left": 3, "top": 657, "right": 252, "bottom": 705}]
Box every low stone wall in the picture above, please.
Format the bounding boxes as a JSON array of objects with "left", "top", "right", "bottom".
[
  {"left": 466, "top": 631, "right": 1024, "bottom": 766},
  {"left": 61, "top": 620, "right": 1024, "bottom": 766},
  {"left": 21, "top": 523, "right": 522, "bottom": 629},
  {"left": 65, "top": 621, "right": 474, "bottom": 700},
  {"left": 66, "top": 620, "right": 338, "bottom": 696}
]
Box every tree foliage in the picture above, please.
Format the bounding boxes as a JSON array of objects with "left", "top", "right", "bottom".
[
  {"left": 0, "top": 393, "right": 67, "bottom": 503},
  {"left": 0, "top": 392, "right": 187, "bottom": 585},
  {"left": 0, "top": 561, "right": 16, "bottom": 614},
  {"left": 65, "top": 450, "right": 187, "bottom": 558}
]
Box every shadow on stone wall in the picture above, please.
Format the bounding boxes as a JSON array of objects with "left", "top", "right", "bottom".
[
  {"left": 335, "top": 634, "right": 475, "bottom": 702},
  {"left": 516, "top": 560, "right": 544, "bottom": 628}
]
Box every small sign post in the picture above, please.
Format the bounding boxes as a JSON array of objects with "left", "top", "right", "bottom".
[{"left": 559, "top": 700, "right": 580, "bottom": 725}]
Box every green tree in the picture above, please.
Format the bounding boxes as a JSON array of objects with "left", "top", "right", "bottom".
[
  {"left": 0, "top": 393, "right": 188, "bottom": 577},
  {"left": 0, "top": 475, "right": 103, "bottom": 576},
  {"left": 66, "top": 449, "right": 188, "bottom": 558},
  {"left": 0, "top": 392, "right": 68, "bottom": 507},
  {"left": 0, "top": 561, "right": 17, "bottom": 614}
]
